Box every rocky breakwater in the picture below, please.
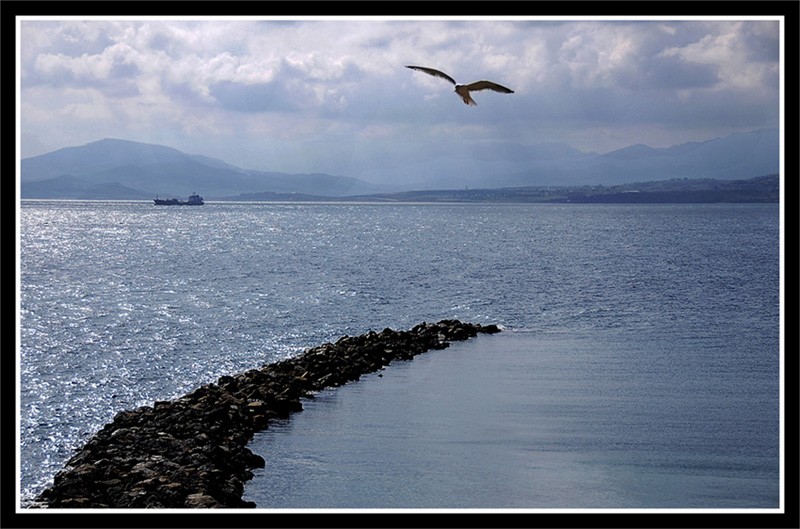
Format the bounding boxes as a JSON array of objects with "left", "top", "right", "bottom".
[{"left": 34, "top": 319, "right": 500, "bottom": 509}]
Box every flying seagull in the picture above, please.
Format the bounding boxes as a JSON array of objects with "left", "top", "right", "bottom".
[{"left": 406, "top": 65, "right": 514, "bottom": 106}]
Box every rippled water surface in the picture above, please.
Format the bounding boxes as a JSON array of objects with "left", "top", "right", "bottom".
[
  {"left": 18, "top": 201, "right": 780, "bottom": 508},
  {"left": 245, "top": 329, "right": 779, "bottom": 509}
]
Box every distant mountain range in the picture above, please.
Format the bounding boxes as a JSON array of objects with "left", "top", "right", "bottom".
[
  {"left": 20, "top": 138, "right": 382, "bottom": 199},
  {"left": 20, "top": 128, "right": 779, "bottom": 200},
  {"left": 352, "top": 127, "right": 779, "bottom": 190}
]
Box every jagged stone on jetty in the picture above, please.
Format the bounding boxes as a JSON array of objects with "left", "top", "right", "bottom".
[{"left": 33, "top": 320, "right": 501, "bottom": 509}]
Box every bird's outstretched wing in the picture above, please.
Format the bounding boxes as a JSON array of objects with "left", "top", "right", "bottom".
[
  {"left": 462, "top": 80, "right": 514, "bottom": 94},
  {"left": 405, "top": 65, "right": 457, "bottom": 85}
]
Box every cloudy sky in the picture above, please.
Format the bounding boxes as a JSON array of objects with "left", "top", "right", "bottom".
[{"left": 18, "top": 16, "right": 782, "bottom": 182}]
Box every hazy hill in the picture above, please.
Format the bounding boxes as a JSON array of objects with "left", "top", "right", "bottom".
[
  {"left": 483, "top": 128, "right": 779, "bottom": 188},
  {"left": 21, "top": 175, "right": 154, "bottom": 200},
  {"left": 21, "top": 138, "right": 381, "bottom": 199},
  {"left": 20, "top": 128, "right": 779, "bottom": 200},
  {"left": 347, "top": 128, "right": 778, "bottom": 190}
]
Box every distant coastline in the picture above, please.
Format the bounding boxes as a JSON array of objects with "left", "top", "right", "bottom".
[
  {"left": 218, "top": 174, "right": 780, "bottom": 204},
  {"left": 22, "top": 174, "right": 780, "bottom": 204}
]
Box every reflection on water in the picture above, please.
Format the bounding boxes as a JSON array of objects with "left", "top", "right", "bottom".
[
  {"left": 20, "top": 202, "right": 780, "bottom": 508},
  {"left": 245, "top": 330, "right": 778, "bottom": 509}
]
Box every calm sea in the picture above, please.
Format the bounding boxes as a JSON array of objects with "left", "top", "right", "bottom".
[{"left": 18, "top": 200, "right": 781, "bottom": 509}]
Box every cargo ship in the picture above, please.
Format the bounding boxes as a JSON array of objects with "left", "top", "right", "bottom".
[{"left": 153, "top": 193, "right": 204, "bottom": 206}]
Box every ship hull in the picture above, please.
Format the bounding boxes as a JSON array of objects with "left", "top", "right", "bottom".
[{"left": 153, "top": 194, "right": 204, "bottom": 206}]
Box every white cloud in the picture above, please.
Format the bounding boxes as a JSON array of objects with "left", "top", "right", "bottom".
[
  {"left": 661, "top": 21, "right": 779, "bottom": 92},
  {"left": 18, "top": 17, "right": 781, "bottom": 170}
]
